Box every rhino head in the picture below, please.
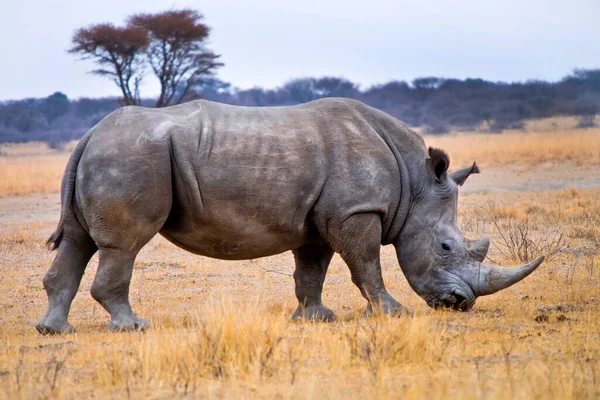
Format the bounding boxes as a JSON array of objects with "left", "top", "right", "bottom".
[{"left": 395, "top": 148, "right": 544, "bottom": 311}]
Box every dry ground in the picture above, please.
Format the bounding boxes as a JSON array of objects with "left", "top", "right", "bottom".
[{"left": 0, "top": 128, "right": 599, "bottom": 399}]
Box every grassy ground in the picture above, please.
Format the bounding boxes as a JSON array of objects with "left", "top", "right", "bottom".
[
  {"left": 0, "top": 128, "right": 599, "bottom": 399},
  {"left": 0, "top": 142, "right": 75, "bottom": 197}
]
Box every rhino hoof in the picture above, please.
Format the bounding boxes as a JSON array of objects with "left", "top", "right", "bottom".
[
  {"left": 365, "top": 302, "right": 412, "bottom": 317},
  {"left": 108, "top": 318, "right": 151, "bottom": 332},
  {"left": 292, "top": 305, "right": 336, "bottom": 322},
  {"left": 36, "top": 321, "right": 77, "bottom": 335}
]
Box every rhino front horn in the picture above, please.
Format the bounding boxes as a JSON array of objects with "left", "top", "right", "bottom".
[{"left": 472, "top": 256, "right": 545, "bottom": 296}]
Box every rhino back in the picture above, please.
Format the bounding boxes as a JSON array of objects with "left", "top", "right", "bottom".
[{"left": 76, "top": 99, "right": 403, "bottom": 259}]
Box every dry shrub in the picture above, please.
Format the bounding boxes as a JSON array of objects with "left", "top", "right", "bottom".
[
  {"left": 0, "top": 229, "right": 30, "bottom": 245},
  {"left": 483, "top": 208, "right": 565, "bottom": 263},
  {"left": 1, "top": 349, "right": 73, "bottom": 399},
  {"left": 1, "top": 269, "right": 599, "bottom": 399},
  {"left": 569, "top": 205, "right": 600, "bottom": 249}
]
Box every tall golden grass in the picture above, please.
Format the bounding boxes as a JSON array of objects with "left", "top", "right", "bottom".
[
  {"left": 0, "top": 189, "right": 599, "bottom": 398},
  {"left": 424, "top": 128, "right": 600, "bottom": 167},
  {"left": 0, "top": 155, "right": 68, "bottom": 197},
  {"left": 0, "top": 142, "right": 71, "bottom": 197},
  {"left": 0, "top": 129, "right": 599, "bottom": 399}
]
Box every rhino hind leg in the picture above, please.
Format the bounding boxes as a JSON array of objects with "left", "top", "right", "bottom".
[
  {"left": 76, "top": 150, "right": 172, "bottom": 331},
  {"left": 328, "top": 213, "right": 410, "bottom": 317},
  {"left": 87, "top": 203, "right": 170, "bottom": 332},
  {"left": 37, "top": 235, "right": 97, "bottom": 335},
  {"left": 91, "top": 247, "right": 151, "bottom": 332},
  {"left": 291, "top": 243, "right": 336, "bottom": 322}
]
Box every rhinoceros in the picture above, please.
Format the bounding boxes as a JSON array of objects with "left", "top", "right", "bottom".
[{"left": 36, "top": 98, "right": 544, "bottom": 334}]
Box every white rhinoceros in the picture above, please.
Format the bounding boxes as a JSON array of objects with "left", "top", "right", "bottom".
[{"left": 37, "top": 98, "right": 543, "bottom": 334}]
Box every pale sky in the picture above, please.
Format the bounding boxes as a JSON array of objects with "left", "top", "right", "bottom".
[{"left": 1, "top": 0, "right": 599, "bottom": 101}]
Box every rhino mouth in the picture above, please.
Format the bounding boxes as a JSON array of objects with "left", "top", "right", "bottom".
[{"left": 428, "top": 289, "right": 475, "bottom": 312}]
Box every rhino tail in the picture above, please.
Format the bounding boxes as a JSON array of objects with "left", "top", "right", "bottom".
[{"left": 47, "top": 131, "right": 94, "bottom": 251}]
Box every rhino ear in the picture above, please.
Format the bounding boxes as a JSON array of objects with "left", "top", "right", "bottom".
[
  {"left": 449, "top": 162, "right": 480, "bottom": 186},
  {"left": 427, "top": 147, "right": 449, "bottom": 181}
]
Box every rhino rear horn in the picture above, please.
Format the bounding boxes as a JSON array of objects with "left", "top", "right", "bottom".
[
  {"left": 449, "top": 162, "right": 480, "bottom": 186},
  {"left": 466, "top": 237, "right": 490, "bottom": 262}
]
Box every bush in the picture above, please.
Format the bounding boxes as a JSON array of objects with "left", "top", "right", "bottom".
[
  {"left": 485, "top": 212, "right": 565, "bottom": 263},
  {"left": 577, "top": 114, "right": 596, "bottom": 128}
]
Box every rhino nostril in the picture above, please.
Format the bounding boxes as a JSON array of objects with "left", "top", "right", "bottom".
[
  {"left": 428, "top": 291, "right": 474, "bottom": 311},
  {"left": 440, "top": 292, "right": 470, "bottom": 311},
  {"left": 433, "top": 293, "right": 457, "bottom": 309},
  {"left": 453, "top": 293, "right": 468, "bottom": 311}
]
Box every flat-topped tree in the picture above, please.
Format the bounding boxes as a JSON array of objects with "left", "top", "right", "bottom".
[
  {"left": 69, "top": 24, "right": 148, "bottom": 106},
  {"left": 69, "top": 9, "right": 222, "bottom": 107},
  {"left": 128, "top": 9, "right": 223, "bottom": 107}
]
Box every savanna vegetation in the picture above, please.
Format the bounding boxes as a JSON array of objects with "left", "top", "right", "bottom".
[{"left": 0, "top": 128, "right": 598, "bottom": 399}]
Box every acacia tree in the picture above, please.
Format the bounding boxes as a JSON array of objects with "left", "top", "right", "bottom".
[
  {"left": 69, "top": 24, "right": 149, "bottom": 105},
  {"left": 69, "top": 10, "right": 222, "bottom": 107},
  {"left": 129, "top": 9, "right": 223, "bottom": 107}
]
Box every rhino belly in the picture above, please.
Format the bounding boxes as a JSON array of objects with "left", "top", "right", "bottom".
[{"left": 159, "top": 211, "right": 310, "bottom": 260}]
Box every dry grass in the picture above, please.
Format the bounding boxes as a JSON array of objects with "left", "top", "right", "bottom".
[
  {"left": 0, "top": 193, "right": 598, "bottom": 399},
  {"left": 0, "top": 155, "right": 68, "bottom": 197},
  {"left": 521, "top": 115, "right": 580, "bottom": 132},
  {"left": 0, "top": 209, "right": 598, "bottom": 400},
  {"left": 0, "top": 141, "right": 77, "bottom": 157},
  {"left": 424, "top": 127, "right": 600, "bottom": 167},
  {"left": 0, "top": 142, "right": 73, "bottom": 197},
  {"left": 0, "top": 129, "right": 599, "bottom": 399}
]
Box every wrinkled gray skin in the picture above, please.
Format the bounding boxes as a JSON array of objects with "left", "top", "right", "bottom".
[{"left": 36, "top": 98, "right": 544, "bottom": 334}]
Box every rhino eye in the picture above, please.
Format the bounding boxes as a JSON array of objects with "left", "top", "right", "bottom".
[{"left": 441, "top": 242, "right": 452, "bottom": 252}]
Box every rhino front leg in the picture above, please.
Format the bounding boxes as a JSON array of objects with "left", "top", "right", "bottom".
[
  {"left": 332, "top": 213, "right": 410, "bottom": 317},
  {"left": 91, "top": 248, "right": 150, "bottom": 331},
  {"left": 292, "top": 243, "right": 336, "bottom": 322}
]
